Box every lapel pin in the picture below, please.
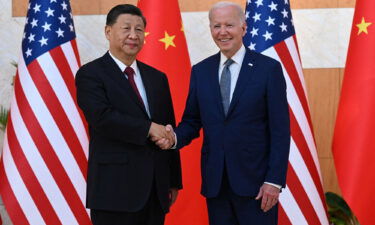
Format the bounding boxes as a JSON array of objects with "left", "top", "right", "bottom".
[{"left": 248, "top": 62, "right": 253, "bottom": 67}]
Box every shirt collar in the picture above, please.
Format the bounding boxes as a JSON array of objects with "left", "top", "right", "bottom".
[
  {"left": 108, "top": 51, "right": 138, "bottom": 75},
  {"left": 220, "top": 45, "right": 246, "bottom": 67}
]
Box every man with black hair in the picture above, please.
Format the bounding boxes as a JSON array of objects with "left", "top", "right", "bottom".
[{"left": 75, "top": 4, "right": 181, "bottom": 225}]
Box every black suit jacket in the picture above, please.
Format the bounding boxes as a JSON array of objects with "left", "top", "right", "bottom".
[{"left": 75, "top": 52, "right": 182, "bottom": 213}]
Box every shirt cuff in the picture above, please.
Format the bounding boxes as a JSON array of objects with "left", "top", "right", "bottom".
[
  {"left": 170, "top": 132, "right": 177, "bottom": 149},
  {"left": 264, "top": 182, "right": 282, "bottom": 190}
]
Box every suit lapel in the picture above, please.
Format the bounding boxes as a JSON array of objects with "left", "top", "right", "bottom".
[
  {"left": 226, "top": 49, "right": 257, "bottom": 117},
  {"left": 101, "top": 53, "right": 149, "bottom": 117}
]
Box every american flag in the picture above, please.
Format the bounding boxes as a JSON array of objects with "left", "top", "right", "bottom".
[
  {"left": 0, "top": 0, "right": 91, "bottom": 224},
  {"left": 243, "top": 0, "right": 329, "bottom": 224}
]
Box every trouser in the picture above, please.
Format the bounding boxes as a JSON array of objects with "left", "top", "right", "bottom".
[
  {"left": 206, "top": 168, "right": 278, "bottom": 225},
  {"left": 91, "top": 182, "right": 165, "bottom": 225}
]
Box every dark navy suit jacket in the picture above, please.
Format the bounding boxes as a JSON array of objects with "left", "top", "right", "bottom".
[{"left": 175, "top": 49, "right": 290, "bottom": 198}]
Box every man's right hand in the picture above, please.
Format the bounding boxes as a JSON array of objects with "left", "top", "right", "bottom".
[
  {"left": 148, "top": 123, "right": 175, "bottom": 149},
  {"left": 255, "top": 183, "right": 280, "bottom": 212}
]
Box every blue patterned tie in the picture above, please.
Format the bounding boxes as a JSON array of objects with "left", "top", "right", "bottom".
[{"left": 220, "top": 58, "right": 234, "bottom": 115}]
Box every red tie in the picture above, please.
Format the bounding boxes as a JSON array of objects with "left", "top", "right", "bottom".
[{"left": 124, "top": 66, "right": 145, "bottom": 108}]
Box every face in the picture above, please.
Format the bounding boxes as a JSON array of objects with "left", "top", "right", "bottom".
[
  {"left": 209, "top": 6, "right": 246, "bottom": 58},
  {"left": 105, "top": 13, "right": 145, "bottom": 60}
]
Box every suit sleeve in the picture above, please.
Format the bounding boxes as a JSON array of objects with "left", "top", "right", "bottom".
[
  {"left": 162, "top": 75, "right": 183, "bottom": 189},
  {"left": 175, "top": 66, "right": 202, "bottom": 149},
  {"left": 265, "top": 62, "right": 291, "bottom": 187},
  {"left": 75, "top": 66, "right": 151, "bottom": 146}
]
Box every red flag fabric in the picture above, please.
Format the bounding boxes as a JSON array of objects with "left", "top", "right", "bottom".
[
  {"left": 0, "top": 0, "right": 91, "bottom": 224},
  {"left": 137, "top": 0, "right": 208, "bottom": 224},
  {"left": 333, "top": 0, "right": 375, "bottom": 224}
]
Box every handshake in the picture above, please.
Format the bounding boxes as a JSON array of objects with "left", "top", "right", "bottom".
[{"left": 148, "top": 122, "right": 176, "bottom": 150}]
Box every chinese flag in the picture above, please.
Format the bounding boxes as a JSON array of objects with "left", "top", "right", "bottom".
[
  {"left": 332, "top": 0, "right": 375, "bottom": 224},
  {"left": 137, "top": 0, "right": 208, "bottom": 224}
]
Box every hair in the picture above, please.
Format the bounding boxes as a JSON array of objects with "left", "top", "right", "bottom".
[
  {"left": 106, "top": 4, "right": 147, "bottom": 27},
  {"left": 208, "top": 1, "right": 246, "bottom": 24}
]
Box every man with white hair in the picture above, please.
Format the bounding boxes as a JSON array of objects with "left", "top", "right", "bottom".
[{"left": 155, "top": 2, "right": 291, "bottom": 224}]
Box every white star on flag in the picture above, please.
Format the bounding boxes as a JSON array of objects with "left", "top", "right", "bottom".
[
  {"left": 61, "top": 1, "right": 68, "bottom": 10},
  {"left": 262, "top": 31, "right": 272, "bottom": 40},
  {"left": 280, "top": 22, "right": 287, "bottom": 32},
  {"left": 42, "top": 22, "right": 52, "bottom": 32},
  {"left": 250, "top": 27, "right": 259, "bottom": 37},
  {"left": 38, "top": 36, "right": 48, "bottom": 46},
  {"left": 45, "top": 8, "right": 55, "bottom": 17},
  {"left": 25, "top": 48, "right": 32, "bottom": 57},
  {"left": 33, "top": 3, "right": 41, "bottom": 13},
  {"left": 281, "top": 9, "right": 288, "bottom": 18},
  {"left": 30, "top": 18, "right": 38, "bottom": 27},
  {"left": 268, "top": 1, "right": 278, "bottom": 11},
  {"left": 248, "top": 42, "right": 256, "bottom": 50},
  {"left": 58, "top": 15, "right": 66, "bottom": 24},
  {"left": 255, "top": 0, "right": 263, "bottom": 7},
  {"left": 252, "top": 12, "right": 261, "bottom": 22},
  {"left": 56, "top": 28, "right": 64, "bottom": 37},
  {"left": 30, "top": 19, "right": 38, "bottom": 27},
  {"left": 265, "top": 16, "right": 275, "bottom": 26},
  {"left": 28, "top": 33, "right": 35, "bottom": 42}
]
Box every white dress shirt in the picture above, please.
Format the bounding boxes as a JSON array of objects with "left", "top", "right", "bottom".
[{"left": 109, "top": 51, "right": 151, "bottom": 118}]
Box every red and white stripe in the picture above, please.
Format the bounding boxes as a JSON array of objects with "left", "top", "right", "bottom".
[
  {"left": 0, "top": 40, "right": 91, "bottom": 225},
  {"left": 262, "top": 36, "right": 329, "bottom": 225}
]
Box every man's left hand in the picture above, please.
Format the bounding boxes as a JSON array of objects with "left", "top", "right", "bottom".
[{"left": 255, "top": 183, "right": 280, "bottom": 212}]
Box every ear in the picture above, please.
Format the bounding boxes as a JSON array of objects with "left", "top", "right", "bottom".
[
  {"left": 242, "top": 23, "right": 247, "bottom": 37},
  {"left": 104, "top": 25, "right": 111, "bottom": 40}
]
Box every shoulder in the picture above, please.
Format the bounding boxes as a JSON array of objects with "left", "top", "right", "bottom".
[
  {"left": 193, "top": 53, "right": 220, "bottom": 70},
  {"left": 77, "top": 53, "right": 108, "bottom": 75},
  {"left": 247, "top": 49, "right": 281, "bottom": 68}
]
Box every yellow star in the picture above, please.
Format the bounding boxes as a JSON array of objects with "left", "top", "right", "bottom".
[
  {"left": 356, "top": 17, "right": 372, "bottom": 35},
  {"left": 181, "top": 21, "right": 184, "bottom": 32},
  {"left": 159, "top": 31, "right": 176, "bottom": 50},
  {"left": 144, "top": 32, "right": 149, "bottom": 44}
]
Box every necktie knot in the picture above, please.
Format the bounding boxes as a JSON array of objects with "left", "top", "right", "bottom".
[
  {"left": 124, "top": 66, "right": 135, "bottom": 78},
  {"left": 224, "top": 58, "right": 234, "bottom": 68}
]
